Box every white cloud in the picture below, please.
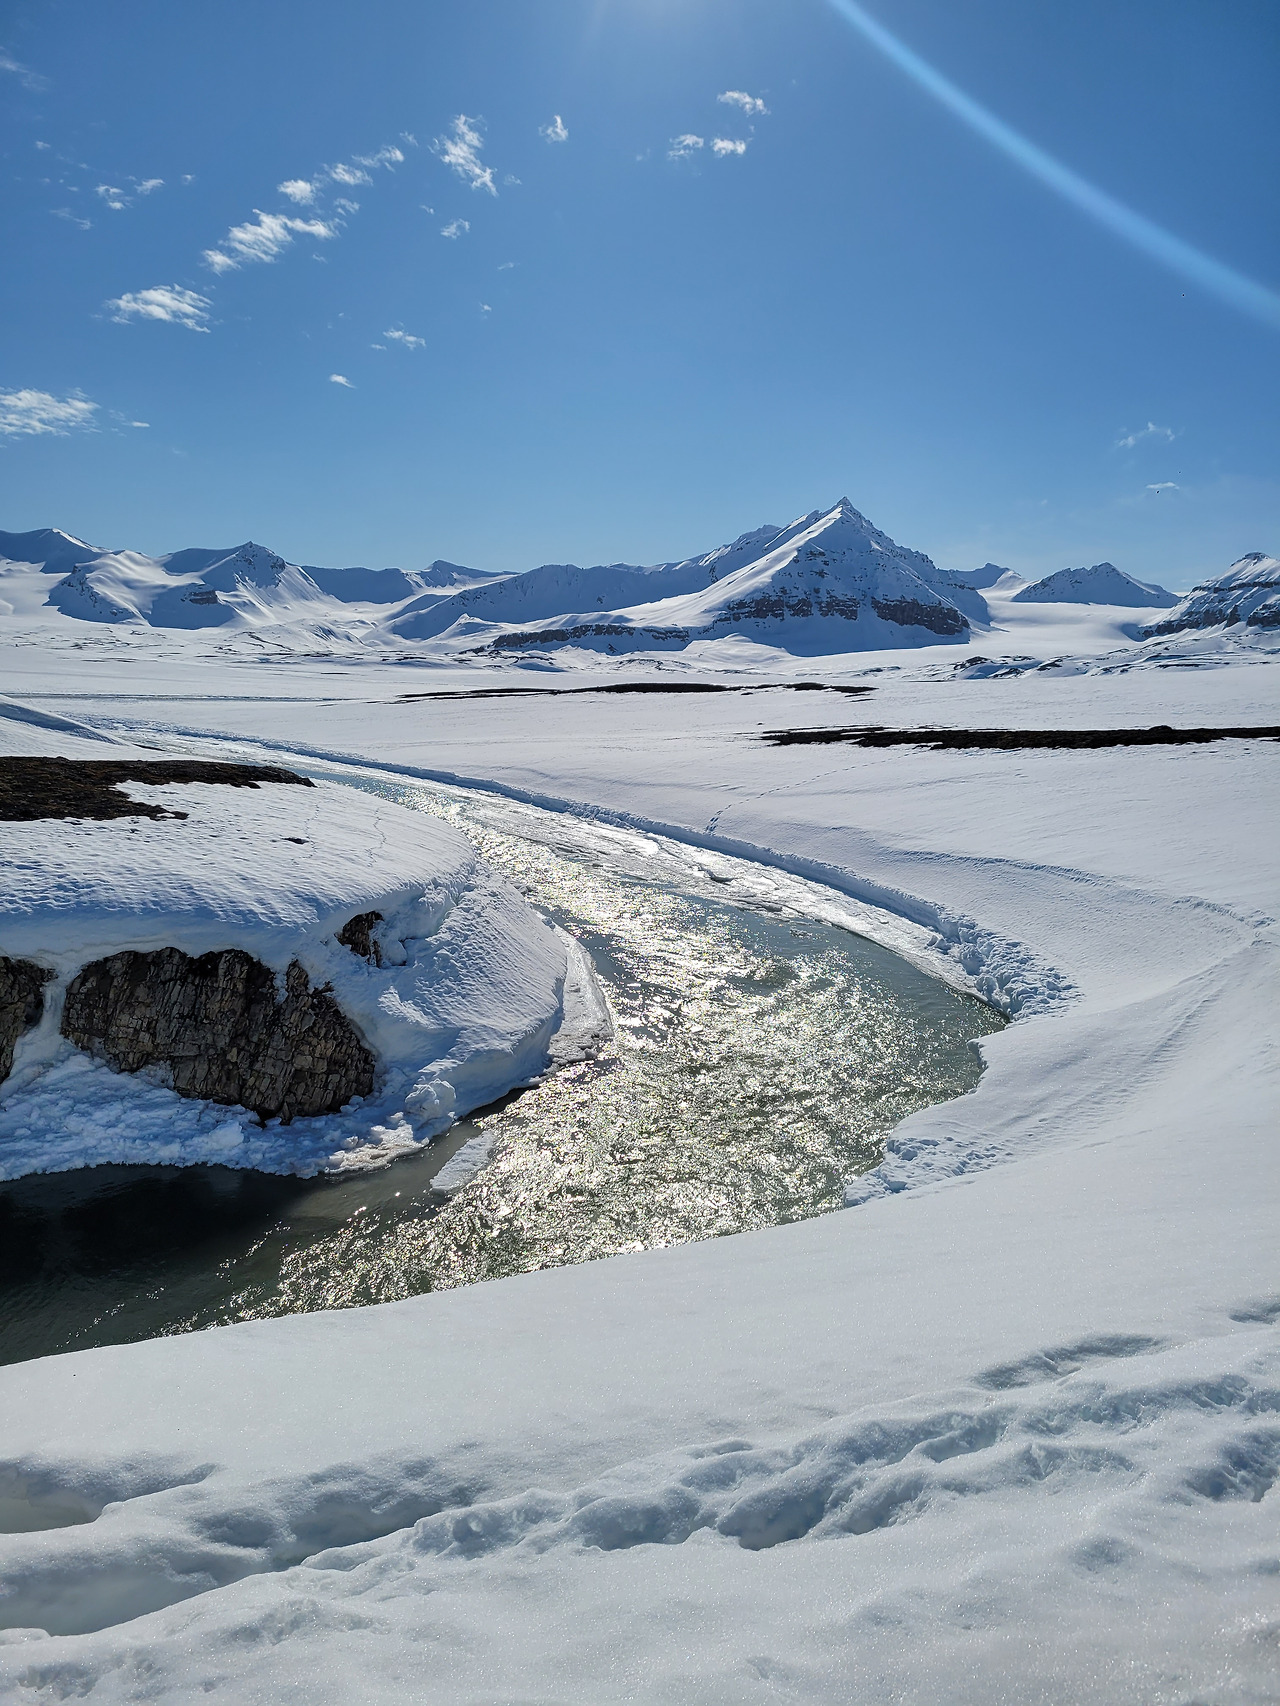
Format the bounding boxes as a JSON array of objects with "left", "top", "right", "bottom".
[
  {"left": 329, "top": 374, "right": 354, "bottom": 387},
  {"left": 384, "top": 327, "right": 425, "bottom": 349},
  {"left": 1116, "top": 421, "right": 1175, "bottom": 450},
  {"left": 498, "top": 260, "right": 515, "bottom": 270},
  {"left": 0, "top": 387, "right": 98, "bottom": 437},
  {"left": 106, "top": 284, "right": 212, "bottom": 331},
  {"left": 669, "top": 134, "right": 704, "bottom": 159},
  {"left": 718, "top": 90, "right": 768, "bottom": 116},
  {"left": 540, "top": 114, "right": 568, "bottom": 143},
  {"left": 712, "top": 137, "right": 749, "bottom": 156},
  {"left": 136, "top": 178, "right": 163, "bottom": 195},
  {"left": 328, "top": 162, "right": 371, "bottom": 187},
  {"left": 433, "top": 115, "right": 496, "bottom": 194},
  {"left": 52, "top": 207, "right": 92, "bottom": 230},
  {"left": 1147, "top": 481, "right": 1180, "bottom": 492},
  {"left": 278, "top": 178, "right": 315, "bottom": 203},
  {"left": 96, "top": 183, "right": 128, "bottom": 210},
  {"left": 0, "top": 47, "right": 47, "bottom": 91},
  {"left": 480, "top": 303, "right": 492, "bottom": 313},
  {"left": 203, "top": 209, "right": 337, "bottom": 272},
  {"left": 180, "top": 173, "right": 195, "bottom": 185},
  {"left": 441, "top": 218, "right": 470, "bottom": 239},
  {"left": 35, "top": 140, "right": 51, "bottom": 150},
  {"left": 354, "top": 145, "right": 405, "bottom": 169}
]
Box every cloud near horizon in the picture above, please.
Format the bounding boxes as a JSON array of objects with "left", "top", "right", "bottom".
[{"left": 0, "top": 387, "right": 98, "bottom": 436}]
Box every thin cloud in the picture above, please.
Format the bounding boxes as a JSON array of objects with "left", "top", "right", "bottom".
[
  {"left": 0, "top": 387, "right": 98, "bottom": 437},
  {"left": 669, "top": 134, "right": 704, "bottom": 159},
  {"left": 329, "top": 374, "right": 355, "bottom": 387},
  {"left": 1147, "top": 482, "right": 1180, "bottom": 492},
  {"left": 52, "top": 207, "right": 92, "bottom": 230},
  {"left": 96, "top": 176, "right": 165, "bottom": 211},
  {"left": 712, "top": 137, "right": 749, "bottom": 156},
  {"left": 718, "top": 90, "right": 768, "bottom": 116},
  {"left": 329, "top": 163, "right": 371, "bottom": 187},
  {"left": 204, "top": 209, "right": 338, "bottom": 272},
  {"left": 441, "top": 218, "right": 470, "bottom": 239},
  {"left": 278, "top": 179, "right": 315, "bottom": 204},
  {"left": 433, "top": 115, "right": 496, "bottom": 195},
  {"left": 107, "top": 284, "right": 212, "bottom": 331},
  {"left": 354, "top": 145, "right": 405, "bottom": 169},
  {"left": 0, "top": 47, "right": 47, "bottom": 91},
  {"left": 1116, "top": 421, "right": 1176, "bottom": 450},
  {"left": 384, "top": 327, "right": 425, "bottom": 349},
  {"left": 540, "top": 114, "right": 569, "bottom": 143}
]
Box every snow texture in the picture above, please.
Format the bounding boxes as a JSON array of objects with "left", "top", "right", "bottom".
[
  {"left": 0, "top": 505, "right": 1277, "bottom": 1702},
  {"left": 1145, "top": 551, "right": 1280, "bottom": 635},
  {"left": 0, "top": 761, "right": 568, "bottom": 1176}
]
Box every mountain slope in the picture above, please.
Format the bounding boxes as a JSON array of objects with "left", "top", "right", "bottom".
[
  {"left": 1011, "top": 563, "right": 1175, "bottom": 607},
  {"left": 411, "top": 501, "right": 976, "bottom": 656},
  {"left": 1144, "top": 552, "right": 1280, "bottom": 634}
]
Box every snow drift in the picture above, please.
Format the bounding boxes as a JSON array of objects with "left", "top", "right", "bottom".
[{"left": 0, "top": 761, "right": 569, "bottom": 1177}]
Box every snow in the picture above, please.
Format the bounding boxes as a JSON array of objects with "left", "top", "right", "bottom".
[
  {"left": 0, "top": 744, "right": 569, "bottom": 1177},
  {"left": 1010, "top": 560, "right": 1176, "bottom": 606},
  {"left": 1146, "top": 551, "right": 1280, "bottom": 635},
  {"left": 0, "top": 512, "right": 1277, "bottom": 1701}
]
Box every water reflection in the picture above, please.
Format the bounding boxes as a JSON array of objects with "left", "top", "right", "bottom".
[{"left": 0, "top": 785, "right": 1003, "bottom": 1362}]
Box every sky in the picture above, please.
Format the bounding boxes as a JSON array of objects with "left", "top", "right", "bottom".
[{"left": 1, "top": 0, "right": 1277, "bottom": 586}]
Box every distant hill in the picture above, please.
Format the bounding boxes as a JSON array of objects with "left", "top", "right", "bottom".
[
  {"left": 1010, "top": 563, "right": 1176, "bottom": 607},
  {"left": 1144, "top": 553, "right": 1280, "bottom": 635}
]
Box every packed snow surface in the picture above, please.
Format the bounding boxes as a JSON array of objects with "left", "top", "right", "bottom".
[
  {"left": 0, "top": 525, "right": 1277, "bottom": 1701},
  {"left": 0, "top": 759, "right": 568, "bottom": 1176}
]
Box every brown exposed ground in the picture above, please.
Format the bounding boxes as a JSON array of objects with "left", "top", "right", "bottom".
[
  {"left": 0, "top": 757, "right": 314, "bottom": 822},
  {"left": 762, "top": 724, "right": 1280, "bottom": 750}
]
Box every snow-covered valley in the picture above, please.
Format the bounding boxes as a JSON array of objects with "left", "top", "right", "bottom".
[{"left": 0, "top": 517, "right": 1277, "bottom": 1702}]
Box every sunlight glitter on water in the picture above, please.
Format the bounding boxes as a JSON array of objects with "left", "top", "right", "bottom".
[{"left": 188, "top": 784, "right": 1002, "bottom": 1321}]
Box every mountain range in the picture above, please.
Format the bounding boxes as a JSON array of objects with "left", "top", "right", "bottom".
[{"left": 1, "top": 508, "right": 1265, "bottom": 656}]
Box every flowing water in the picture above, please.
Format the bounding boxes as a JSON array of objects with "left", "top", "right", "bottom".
[{"left": 0, "top": 780, "right": 1003, "bottom": 1366}]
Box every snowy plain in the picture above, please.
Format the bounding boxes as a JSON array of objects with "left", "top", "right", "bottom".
[{"left": 0, "top": 551, "right": 1277, "bottom": 1701}]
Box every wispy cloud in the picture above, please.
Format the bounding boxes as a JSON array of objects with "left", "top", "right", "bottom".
[
  {"left": 433, "top": 115, "right": 496, "bottom": 194},
  {"left": 669, "top": 134, "right": 704, "bottom": 159},
  {"left": 107, "top": 284, "right": 212, "bottom": 331},
  {"left": 52, "top": 207, "right": 92, "bottom": 230},
  {"left": 384, "top": 327, "right": 425, "bottom": 349},
  {"left": 95, "top": 176, "right": 164, "bottom": 211},
  {"left": 712, "top": 137, "right": 749, "bottom": 156},
  {"left": 355, "top": 145, "right": 406, "bottom": 169},
  {"left": 718, "top": 89, "right": 768, "bottom": 116},
  {"left": 441, "top": 217, "right": 470, "bottom": 239},
  {"left": 0, "top": 47, "right": 47, "bottom": 91},
  {"left": 1116, "top": 421, "right": 1175, "bottom": 450},
  {"left": 328, "top": 162, "right": 371, "bottom": 187},
  {"left": 278, "top": 178, "right": 315, "bottom": 204},
  {"left": 0, "top": 387, "right": 97, "bottom": 437},
  {"left": 540, "top": 114, "right": 568, "bottom": 143},
  {"left": 1146, "top": 481, "right": 1180, "bottom": 492},
  {"left": 204, "top": 209, "right": 338, "bottom": 273},
  {"left": 329, "top": 374, "right": 355, "bottom": 387}
]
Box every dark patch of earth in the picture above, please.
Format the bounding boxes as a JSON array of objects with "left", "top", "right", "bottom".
[
  {"left": 762, "top": 724, "right": 1280, "bottom": 750},
  {"left": 0, "top": 757, "right": 314, "bottom": 822}
]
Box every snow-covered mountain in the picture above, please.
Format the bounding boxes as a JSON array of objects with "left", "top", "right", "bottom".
[
  {"left": 0, "top": 529, "right": 502, "bottom": 636},
  {"left": 1010, "top": 562, "right": 1175, "bottom": 607},
  {"left": 404, "top": 500, "right": 979, "bottom": 656},
  {"left": 1144, "top": 552, "right": 1280, "bottom": 635}
]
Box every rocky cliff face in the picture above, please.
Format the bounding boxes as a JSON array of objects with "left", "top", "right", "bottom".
[
  {"left": 0, "top": 956, "right": 51, "bottom": 1083},
  {"left": 62, "top": 947, "right": 375, "bottom": 1122}
]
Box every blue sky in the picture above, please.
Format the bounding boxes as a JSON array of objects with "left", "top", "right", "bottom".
[{"left": 1, "top": 0, "right": 1276, "bottom": 585}]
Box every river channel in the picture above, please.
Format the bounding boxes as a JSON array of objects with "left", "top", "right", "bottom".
[{"left": 0, "top": 776, "right": 1004, "bottom": 1365}]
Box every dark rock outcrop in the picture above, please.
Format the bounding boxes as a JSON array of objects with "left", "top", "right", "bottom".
[
  {"left": 336, "top": 911, "right": 384, "bottom": 965},
  {"left": 0, "top": 957, "right": 52, "bottom": 1083},
  {"left": 61, "top": 948, "right": 375, "bottom": 1121},
  {"left": 0, "top": 757, "right": 314, "bottom": 823}
]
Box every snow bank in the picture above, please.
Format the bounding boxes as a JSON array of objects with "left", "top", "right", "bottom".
[{"left": 0, "top": 758, "right": 568, "bottom": 1176}]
